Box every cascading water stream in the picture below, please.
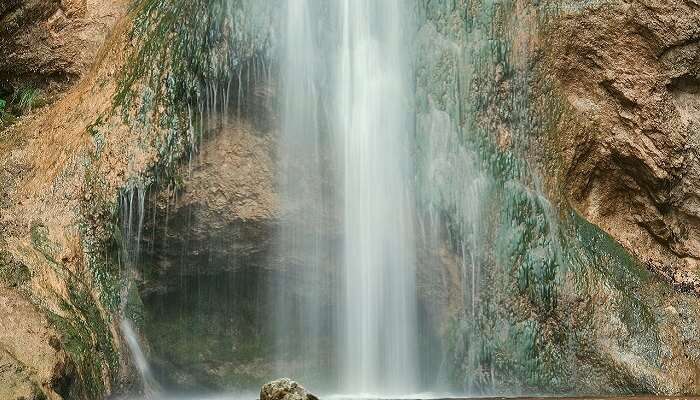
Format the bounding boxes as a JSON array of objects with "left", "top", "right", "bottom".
[
  {"left": 119, "top": 184, "right": 164, "bottom": 397},
  {"left": 335, "top": 1, "right": 418, "bottom": 394},
  {"left": 121, "top": 319, "right": 161, "bottom": 395},
  {"left": 272, "top": 0, "right": 330, "bottom": 383},
  {"left": 119, "top": 1, "right": 424, "bottom": 396},
  {"left": 275, "top": 0, "right": 419, "bottom": 395}
]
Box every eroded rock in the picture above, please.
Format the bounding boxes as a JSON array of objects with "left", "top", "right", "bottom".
[
  {"left": 547, "top": 0, "right": 700, "bottom": 294},
  {"left": 0, "top": 0, "right": 128, "bottom": 96},
  {"left": 0, "top": 288, "right": 73, "bottom": 399},
  {"left": 260, "top": 378, "right": 319, "bottom": 400}
]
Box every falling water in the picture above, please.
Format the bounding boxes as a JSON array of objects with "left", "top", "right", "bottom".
[
  {"left": 276, "top": 0, "right": 419, "bottom": 395},
  {"left": 272, "top": 0, "right": 330, "bottom": 383},
  {"left": 118, "top": 184, "right": 164, "bottom": 396},
  {"left": 120, "top": 319, "right": 161, "bottom": 396},
  {"left": 335, "top": 1, "right": 418, "bottom": 394},
  {"left": 120, "top": 0, "right": 422, "bottom": 395},
  {"left": 119, "top": 183, "right": 147, "bottom": 311}
]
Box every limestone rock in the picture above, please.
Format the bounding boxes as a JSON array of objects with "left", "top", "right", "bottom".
[
  {"left": 0, "top": 288, "right": 72, "bottom": 400},
  {"left": 260, "top": 378, "right": 319, "bottom": 400},
  {"left": 547, "top": 0, "right": 700, "bottom": 294},
  {"left": 0, "top": 0, "right": 128, "bottom": 96}
]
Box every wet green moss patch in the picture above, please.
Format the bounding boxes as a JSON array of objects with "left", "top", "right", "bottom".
[{"left": 46, "top": 278, "right": 118, "bottom": 399}]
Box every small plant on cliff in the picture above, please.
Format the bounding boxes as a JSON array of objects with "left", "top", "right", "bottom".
[
  {"left": 0, "top": 98, "right": 13, "bottom": 128},
  {"left": 14, "top": 86, "right": 41, "bottom": 113}
]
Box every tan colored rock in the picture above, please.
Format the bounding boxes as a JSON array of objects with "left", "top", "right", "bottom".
[
  {"left": 547, "top": 0, "right": 700, "bottom": 294},
  {"left": 260, "top": 378, "right": 318, "bottom": 400},
  {"left": 175, "top": 119, "right": 277, "bottom": 227},
  {"left": 1, "top": 0, "right": 281, "bottom": 394},
  {"left": 0, "top": 0, "right": 143, "bottom": 397},
  {"left": 0, "top": 288, "right": 72, "bottom": 400},
  {"left": 0, "top": 0, "right": 128, "bottom": 96}
]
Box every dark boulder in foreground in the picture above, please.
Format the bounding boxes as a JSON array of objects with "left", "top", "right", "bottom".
[{"left": 260, "top": 378, "right": 319, "bottom": 400}]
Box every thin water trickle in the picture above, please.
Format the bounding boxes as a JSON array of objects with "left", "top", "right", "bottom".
[
  {"left": 120, "top": 320, "right": 162, "bottom": 396},
  {"left": 119, "top": 184, "right": 163, "bottom": 396}
]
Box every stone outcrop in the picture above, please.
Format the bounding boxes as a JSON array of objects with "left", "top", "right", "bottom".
[
  {"left": 141, "top": 118, "right": 278, "bottom": 292},
  {"left": 417, "top": 0, "right": 700, "bottom": 394},
  {"left": 0, "top": 0, "right": 127, "bottom": 96},
  {"left": 0, "top": 288, "right": 73, "bottom": 400},
  {"left": 260, "top": 378, "right": 318, "bottom": 400},
  {"left": 0, "top": 0, "right": 246, "bottom": 397},
  {"left": 547, "top": 0, "right": 700, "bottom": 294},
  {"left": 0, "top": 1, "right": 136, "bottom": 398},
  {"left": 136, "top": 111, "right": 282, "bottom": 392}
]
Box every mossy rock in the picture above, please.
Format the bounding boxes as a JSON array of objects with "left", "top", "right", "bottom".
[
  {"left": 0, "top": 250, "right": 30, "bottom": 288},
  {"left": 30, "top": 223, "right": 58, "bottom": 263}
]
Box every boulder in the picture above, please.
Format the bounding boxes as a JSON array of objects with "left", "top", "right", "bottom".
[{"left": 260, "top": 378, "right": 319, "bottom": 400}]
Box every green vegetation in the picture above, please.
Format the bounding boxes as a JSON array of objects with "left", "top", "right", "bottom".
[
  {"left": 31, "top": 383, "right": 49, "bottom": 400},
  {"left": 112, "top": 0, "right": 276, "bottom": 189},
  {"left": 78, "top": 170, "right": 123, "bottom": 313},
  {"left": 26, "top": 216, "right": 119, "bottom": 397},
  {"left": 0, "top": 97, "right": 16, "bottom": 128},
  {"left": 15, "top": 86, "right": 42, "bottom": 113},
  {"left": 47, "top": 279, "right": 118, "bottom": 399},
  {"left": 30, "top": 222, "right": 58, "bottom": 262},
  {"left": 0, "top": 86, "right": 44, "bottom": 129}
]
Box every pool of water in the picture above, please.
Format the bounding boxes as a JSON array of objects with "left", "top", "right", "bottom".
[{"left": 115, "top": 393, "right": 699, "bottom": 400}]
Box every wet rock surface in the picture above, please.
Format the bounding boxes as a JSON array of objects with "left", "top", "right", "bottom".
[
  {"left": 260, "top": 378, "right": 318, "bottom": 400},
  {"left": 140, "top": 119, "right": 278, "bottom": 293},
  {"left": 417, "top": 0, "right": 700, "bottom": 394},
  {"left": 137, "top": 116, "right": 283, "bottom": 392}
]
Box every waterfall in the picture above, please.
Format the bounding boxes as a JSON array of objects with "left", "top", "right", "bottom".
[
  {"left": 118, "top": 0, "right": 423, "bottom": 395},
  {"left": 120, "top": 320, "right": 161, "bottom": 396},
  {"left": 335, "top": 1, "right": 418, "bottom": 394},
  {"left": 119, "top": 184, "right": 163, "bottom": 396},
  {"left": 272, "top": 0, "right": 330, "bottom": 382},
  {"left": 275, "top": 0, "right": 419, "bottom": 394}
]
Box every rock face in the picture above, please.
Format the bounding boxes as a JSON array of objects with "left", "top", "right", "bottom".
[
  {"left": 2, "top": 0, "right": 277, "bottom": 394},
  {"left": 0, "top": 0, "right": 258, "bottom": 397},
  {"left": 416, "top": 0, "right": 700, "bottom": 395},
  {"left": 0, "top": 288, "right": 73, "bottom": 400},
  {"left": 0, "top": 1, "right": 135, "bottom": 398},
  {"left": 548, "top": 0, "right": 700, "bottom": 294},
  {"left": 142, "top": 118, "right": 278, "bottom": 290},
  {"left": 137, "top": 113, "right": 282, "bottom": 391},
  {"left": 260, "top": 379, "right": 318, "bottom": 400},
  {"left": 0, "top": 0, "right": 127, "bottom": 96}
]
